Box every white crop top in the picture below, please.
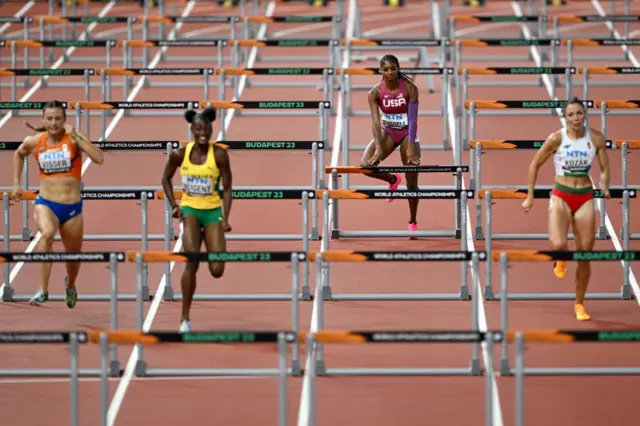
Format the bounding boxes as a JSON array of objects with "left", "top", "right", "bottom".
[{"left": 553, "top": 128, "right": 596, "bottom": 177}]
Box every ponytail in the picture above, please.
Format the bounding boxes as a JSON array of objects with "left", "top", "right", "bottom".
[{"left": 24, "top": 121, "right": 46, "bottom": 132}]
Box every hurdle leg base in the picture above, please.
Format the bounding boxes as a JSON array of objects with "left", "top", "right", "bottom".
[
  {"left": 315, "top": 359, "right": 327, "bottom": 376},
  {"left": 311, "top": 226, "right": 320, "bottom": 241},
  {"left": 474, "top": 226, "right": 484, "bottom": 241},
  {"left": 142, "top": 285, "right": 151, "bottom": 301},
  {"left": 22, "top": 227, "right": 32, "bottom": 241},
  {"left": 459, "top": 285, "right": 469, "bottom": 301},
  {"left": 322, "top": 285, "right": 332, "bottom": 301},
  {"left": 470, "top": 358, "right": 482, "bottom": 375},
  {"left": 500, "top": 359, "right": 511, "bottom": 376},
  {"left": 621, "top": 283, "right": 633, "bottom": 300},
  {"left": 484, "top": 285, "right": 495, "bottom": 301},
  {"left": 300, "top": 286, "right": 311, "bottom": 301},
  {"left": 162, "top": 285, "right": 174, "bottom": 301},
  {"left": 455, "top": 228, "right": 461, "bottom": 240},
  {"left": 596, "top": 226, "right": 608, "bottom": 240},
  {"left": 290, "top": 359, "right": 302, "bottom": 377},
  {"left": 331, "top": 229, "right": 340, "bottom": 240},
  {"left": 135, "top": 359, "right": 148, "bottom": 377},
  {"left": 1, "top": 285, "right": 14, "bottom": 302},
  {"left": 109, "top": 360, "right": 121, "bottom": 378}
]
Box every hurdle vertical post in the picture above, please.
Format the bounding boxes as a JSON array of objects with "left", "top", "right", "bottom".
[
  {"left": 514, "top": 331, "right": 525, "bottom": 426},
  {"left": 109, "top": 253, "right": 121, "bottom": 377},
  {"left": 69, "top": 332, "right": 79, "bottom": 426},
  {"left": 99, "top": 332, "right": 109, "bottom": 426},
  {"left": 2, "top": 193, "right": 11, "bottom": 301},
  {"left": 134, "top": 253, "right": 147, "bottom": 376}
]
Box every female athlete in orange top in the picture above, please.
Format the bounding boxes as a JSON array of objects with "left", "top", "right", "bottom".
[{"left": 12, "top": 100, "right": 105, "bottom": 308}]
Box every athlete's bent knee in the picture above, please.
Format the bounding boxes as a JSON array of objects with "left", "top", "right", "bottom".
[
  {"left": 208, "top": 262, "right": 224, "bottom": 278},
  {"left": 40, "top": 229, "right": 56, "bottom": 247},
  {"left": 549, "top": 236, "right": 567, "bottom": 251}
]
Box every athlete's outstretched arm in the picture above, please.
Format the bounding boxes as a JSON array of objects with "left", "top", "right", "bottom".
[
  {"left": 161, "top": 148, "right": 185, "bottom": 217},
  {"left": 12, "top": 136, "right": 38, "bottom": 198},
  {"left": 527, "top": 131, "right": 560, "bottom": 196},
  {"left": 65, "top": 125, "right": 104, "bottom": 165},
  {"left": 215, "top": 146, "right": 232, "bottom": 231},
  {"left": 593, "top": 130, "right": 610, "bottom": 198}
]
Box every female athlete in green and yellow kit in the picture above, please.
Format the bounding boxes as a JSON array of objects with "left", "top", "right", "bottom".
[{"left": 161, "top": 106, "right": 232, "bottom": 333}]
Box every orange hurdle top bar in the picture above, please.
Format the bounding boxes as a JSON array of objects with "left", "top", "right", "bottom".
[{"left": 1, "top": 329, "right": 638, "bottom": 345}]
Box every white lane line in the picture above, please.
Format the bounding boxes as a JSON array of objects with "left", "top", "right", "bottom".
[
  {"left": 510, "top": 0, "right": 640, "bottom": 303},
  {"left": 433, "top": 2, "right": 505, "bottom": 424},
  {"left": 0, "top": 1, "right": 116, "bottom": 294},
  {"left": 105, "top": 2, "right": 277, "bottom": 425},
  {"left": 0, "top": 1, "right": 34, "bottom": 35},
  {"left": 295, "top": 0, "right": 355, "bottom": 424}
]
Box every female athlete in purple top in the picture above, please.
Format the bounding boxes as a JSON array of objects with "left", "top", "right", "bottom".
[{"left": 362, "top": 54, "right": 421, "bottom": 237}]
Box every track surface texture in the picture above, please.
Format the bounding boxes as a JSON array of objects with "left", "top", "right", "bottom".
[{"left": 1, "top": 0, "right": 639, "bottom": 426}]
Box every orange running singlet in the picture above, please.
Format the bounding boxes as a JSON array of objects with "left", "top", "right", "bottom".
[{"left": 33, "top": 132, "right": 82, "bottom": 180}]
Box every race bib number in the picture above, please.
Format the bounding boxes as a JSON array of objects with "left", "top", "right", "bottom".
[
  {"left": 39, "top": 149, "right": 72, "bottom": 174},
  {"left": 183, "top": 175, "right": 213, "bottom": 196},
  {"left": 382, "top": 112, "right": 408, "bottom": 130}
]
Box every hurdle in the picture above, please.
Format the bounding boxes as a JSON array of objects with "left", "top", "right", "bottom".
[
  {"left": 551, "top": 14, "right": 636, "bottom": 41},
  {"left": 3, "top": 40, "right": 119, "bottom": 73},
  {"left": 120, "top": 39, "right": 230, "bottom": 70},
  {"left": 563, "top": 39, "right": 640, "bottom": 67},
  {"left": 447, "top": 14, "right": 547, "bottom": 40},
  {"left": 580, "top": 68, "right": 640, "bottom": 101},
  {"left": 96, "top": 68, "right": 217, "bottom": 105},
  {"left": 307, "top": 250, "right": 488, "bottom": 376},
  {"left": 456, "top": 67, "right": 575, "bottom": 118},
  {"left": 509, "top": 329, "right": 640, "bottom": 426},
  {"left": 317, "top": 187, "right": 472, "bottom": 241},
  {"left": 0, "top": 328, "right": 294, "bottom": 426},
  {"left": 218, "top": 67, "right": 335, "bottom": 104},
  {"left": 127, "top": 250, "right": 306, "bottom": 376},
  {"left": 495, "top": 250, "right": 640, "bottom": 376},
  {"left": 0, "top": 138, "right": 325, "bottom": 234},
  {"left": 453, "top": 39, "right": 560, "bottom": 68},
  {"left": 243, "top": 15, "right": 343, "bottom": 41},
  {"left": 480, "top": 190, "right": 635, "bottom": 301},
  {"left": 304, "top": 328, "right": 498, "bottom": 424},
  {"left": 0, "top": 252, "right": 125, "bottom": 376},
  {"left": 0, "top": 68, "right": 94, "bottom": 115}
]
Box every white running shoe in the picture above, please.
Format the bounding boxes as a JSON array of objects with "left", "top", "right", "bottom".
[{"left": 178, "top": 320, "right": 191, "bottom": 334}]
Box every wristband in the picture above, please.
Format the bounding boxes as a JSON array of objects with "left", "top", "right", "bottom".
[{"left": 408, "top": 101, "right": 418, "bottom": 142}]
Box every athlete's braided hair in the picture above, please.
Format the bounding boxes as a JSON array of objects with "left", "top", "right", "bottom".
[
  {"left": 24, "top": 100, "right": 67, "bottom": 132},
  {"left": 184, "top": 106, "right": 217, "bottom": 125},
  {"left": 380, "top": 54, "right": 414, "bottom": 84},
  {"left": 562, "top": 96, "right": 587, "bottom": 118}
]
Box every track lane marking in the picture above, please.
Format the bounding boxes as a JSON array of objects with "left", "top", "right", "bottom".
[
  {"left": 296, "top": 0, "right": 356, "bottom": 424},
  {"left": 510, "top": 0, "right": 640, "bottom": 303},
  {"left": 0, "top": 0, "right": 117, "bottom": 294},
  {"left": 105, "top": 2, "right": 277, "bottom": 425}
]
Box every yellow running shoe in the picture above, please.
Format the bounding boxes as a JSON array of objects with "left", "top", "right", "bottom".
[
  {"left": 574, "top": 304, "right": 591, "bottom": 321},
  {"left": 553, "top": 260, "right": 566, "bottom": 279}
]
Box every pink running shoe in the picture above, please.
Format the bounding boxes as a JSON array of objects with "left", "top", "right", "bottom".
[
  {"left": 386, "top": 173, "right": 402, "bottom": 203},
  {"left": 408, "top": 222, "right": 418, "bottom": 240}
]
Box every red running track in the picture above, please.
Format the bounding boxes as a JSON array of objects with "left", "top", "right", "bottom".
[{"left": 1, "top": 0, "right": 640, "bottom": 426}]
